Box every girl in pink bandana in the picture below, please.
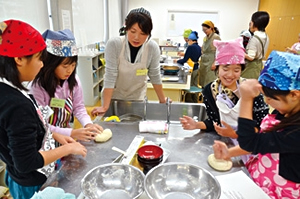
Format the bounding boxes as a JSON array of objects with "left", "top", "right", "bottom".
[{"left": 181, "top": 37, "right": 269, "bottom": 164}]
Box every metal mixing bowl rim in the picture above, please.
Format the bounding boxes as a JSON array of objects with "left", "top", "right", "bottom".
[
  {"left": 144, "top": 162, "right": 221, "bottom": 199},
  {"left": 81, "top": 163, "right": 145, "bottom": 199}
]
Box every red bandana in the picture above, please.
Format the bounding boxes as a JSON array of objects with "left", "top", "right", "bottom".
[{"left": 0, "top": 19, "right": 46, "bottom": 57}]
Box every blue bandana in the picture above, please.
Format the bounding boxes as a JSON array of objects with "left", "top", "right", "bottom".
[
  {"left": 188, "top": 31, "right": 198, "bottom": 41},
  {"left": 259, "top": 51, "right": 300, "bottom": 91},
  {"left": 42, "top": 29, "right": 78, "bottom": 57}
]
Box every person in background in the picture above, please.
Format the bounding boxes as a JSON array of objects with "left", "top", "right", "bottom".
[
  {"left": 242, "top": 11, "right": 270, "bottom": 79},
  {"left": 198, "top": 20, "right": 221, "bottom": 88},
  {"left": 178, "top": 29, "right": 192, "bottom": 56},
  {"left": 30, "top": 29, "right": 103, "bottom": 142},
  {"left": 240, "top": 27, "right": 254, "bottom": 49},
  {"left": 175, "top": 31, "right": 202, "bottom": 102},
  {"left": 180, "top": 38, "right": 268, "bottom": 164},
  {"left": 0, "top": 19, "right": 87, "bottom": 199},
  {"left": 286, "top": 33, "right": 300, "bottom": 55},
  {"left": 214, "top": 51, "right": 300, "bottom": 198},
  {"left": 92, "top": 7, "right": 168, "bottom": 116}
]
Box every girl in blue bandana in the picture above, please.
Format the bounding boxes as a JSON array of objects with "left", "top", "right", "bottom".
[
  {"left": 215, "top": 51, "right": 300, "bottom": 198},
  {"left": 30, "top": 29, "right": 103, "bottom": 142}
]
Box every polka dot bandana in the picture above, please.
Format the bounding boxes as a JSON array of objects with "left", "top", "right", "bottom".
[
  {"left": 42, "top": 29, "right": 78, "bottom": 57},
  {"left": 0, "top": 19, "right": 46, "bottom": 57},
  {"left": 259, "top": 50, "right": 300, "bottom": 91}
]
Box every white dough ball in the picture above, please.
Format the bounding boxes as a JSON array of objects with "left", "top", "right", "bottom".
[
  {"left": 207, "top": 154, "right": 233, "bottom": 171},
  {"left": 95, "top": 128, "right": 112, "bottom": 143}
]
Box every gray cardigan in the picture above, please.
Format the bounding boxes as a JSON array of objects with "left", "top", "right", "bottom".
[{"left": 103, "top": 37, "right": 162, "bottom": 89}]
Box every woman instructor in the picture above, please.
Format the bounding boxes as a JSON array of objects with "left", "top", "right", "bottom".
[
  {"left": 92, "top": 7, "right": 167, "bottom": 116},
  {"left": 198, "top": 20, "right": 221, "bottom": 88}
]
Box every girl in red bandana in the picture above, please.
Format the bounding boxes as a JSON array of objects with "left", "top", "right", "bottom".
[{"left": 0, "top": 20, "right": 87, "bottom": 199}]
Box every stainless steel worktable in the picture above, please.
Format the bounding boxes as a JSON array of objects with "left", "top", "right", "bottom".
[{"left": 42, "top": 121, "right": 245, "bottom": 198}]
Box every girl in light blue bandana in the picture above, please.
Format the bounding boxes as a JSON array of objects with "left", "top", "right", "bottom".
[{"left": 215, "top": 50, "right": 300, "bottom": 198}]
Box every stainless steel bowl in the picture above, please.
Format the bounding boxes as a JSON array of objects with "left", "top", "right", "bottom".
[
  {"left": 144, "top": 162, "right": 221, "bottom": 199},
  {"left": 81, "top": 163, "right": 144, "bottom": 199}
]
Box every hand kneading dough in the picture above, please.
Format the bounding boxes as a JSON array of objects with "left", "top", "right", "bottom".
[
  {"left": 95, "top": 128, "right": 112, "bottom": 143},
  {"left": 207, "top": 154, "right": 233, "bottom": 171}
]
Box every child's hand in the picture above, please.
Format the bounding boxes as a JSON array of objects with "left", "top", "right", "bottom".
[
  {"left": 85, "top": 123, "right": 103, "bottom": 134},
  {"left": 53, "top": 133, "right": 76, "bottom": 145},
  {"left": 180, "top": 115, "right": 197, "bottom": 130},
  {"left": 213, "top": 140, "right": 230, "bottom": 160},
  {"left": 240, "top": 79, "right": 262, "bottom": 100},
  {"left": 71, "top": 128, "right": 98, "bottom": 142},
  {"left": 67, "top": 142, "right": 87, "bottom": 157},
  {"left": 213, "top": 121, "right": 238, "bottom": 139}
]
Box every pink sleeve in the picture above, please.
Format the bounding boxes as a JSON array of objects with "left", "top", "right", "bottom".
[
  {"left": 50, "top": 125, "right": 72, "bottom": 136},
  {"left": 72, "top": 75, "right": 93, "bottom": 127},
  {"left": 30, "top": 82, "right": 73, "bottom": 136},
  {"left": 29, "top": 82, "right": 50, "bottom": 106}
]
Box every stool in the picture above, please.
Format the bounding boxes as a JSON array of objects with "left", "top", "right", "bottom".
[{"left": 182, "top": 86, "right": 203, "bottom": 103}]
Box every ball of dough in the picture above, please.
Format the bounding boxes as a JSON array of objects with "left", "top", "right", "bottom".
[
  {"left": 207, "top": 154, "right": 233, "bottom": 172},
  {"left": 95, "top": 128, "right": 112, "bottom": 143}
]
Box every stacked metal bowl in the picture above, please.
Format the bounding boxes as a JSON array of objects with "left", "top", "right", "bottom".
[
  {"left": 81, "top": 162, "right": 221, "bottom": 199},
  {"left": 81, "top": 163, "right": 144, "bottom": 199},
  {"left": 144, "top": 162, "right": 221, "bottom": 199}
]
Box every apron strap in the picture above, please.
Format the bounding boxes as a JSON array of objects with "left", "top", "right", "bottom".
[{"left": 254, "top": 35, "right": 266, "bottom": 58}]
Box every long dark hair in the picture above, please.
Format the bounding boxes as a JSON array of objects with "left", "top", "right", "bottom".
[
  {"left": 33, "top": 52, "right": 78, "bottom": 99},
  {"left": 119, "top": 10, "right": 153, "bottom": 38},
  {"left": 262, "top": 86, "right": 300, "bottom": 133},
  {"left": 0, "top": 50, "right": 47, "bottom": 91}
]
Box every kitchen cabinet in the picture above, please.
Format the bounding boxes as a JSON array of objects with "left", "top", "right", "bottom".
[
  {"left": 146, "top": 74, "right": 191, "bottom": 102},
  {"left": 77, "top": 52, "right": 105, "bottom": 106}
]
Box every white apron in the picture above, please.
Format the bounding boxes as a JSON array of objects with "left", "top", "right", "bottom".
[
  {"left": 215, "top": 83, "right": 251, "bottom": 164},
  {"left": 215, "top": 83, "right": 240, "bottom": 130},
  {"left": 35, "top": 104, "right": 56, "bottom": 177},
  {"left": 112, "top": 37, "right": 149, "bottom": 100}
]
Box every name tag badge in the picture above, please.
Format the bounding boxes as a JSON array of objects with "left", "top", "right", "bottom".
[
  {"left": 136, "top": 68, "right": 148, "bottom": 76},
  {"left": 50, "top": 98, "right": 66, "bottom": 109}
]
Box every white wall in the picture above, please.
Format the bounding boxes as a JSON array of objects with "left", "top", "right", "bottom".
[
  {"left": 0, "top": 0, "right": 260, "bottom": 47},
  {"left": 72, "top": 0, "right": 104, "bottom": 47},
  {"left": 127, "top": 0, "right": 259, "bottom": 46},
  {"left": 0, "top": 0, "right": 49, "bottom": 33},
  {"left": 72, "top": 0, "right": 122, "bottom": 47}
]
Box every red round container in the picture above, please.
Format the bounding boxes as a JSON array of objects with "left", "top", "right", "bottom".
[{"left": 137, "top": 145, "right": 163, "bottom": 160}]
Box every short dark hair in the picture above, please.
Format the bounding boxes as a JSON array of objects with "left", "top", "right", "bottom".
[
  {"left": 251, "top": 11, "right": 270, "bottom": 31},
  {"left": 33, "top": 52, "right": 78, "bottom": 99},
  {"left": 261, "top": 85, "right": 300, "bottom": 134},
  {"left": 124, "top": 12, "right": 153, "bottom": 38},
  {"left": 0, "top": 50, "right": 47, "bottom": 91},
  {"left": 261, "top": 85, "right": 290, "bottom": 100}
]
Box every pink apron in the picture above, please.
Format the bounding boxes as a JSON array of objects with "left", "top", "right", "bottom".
[{"left": 246, "top": 114, "right": 300, "bottom": 199}]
